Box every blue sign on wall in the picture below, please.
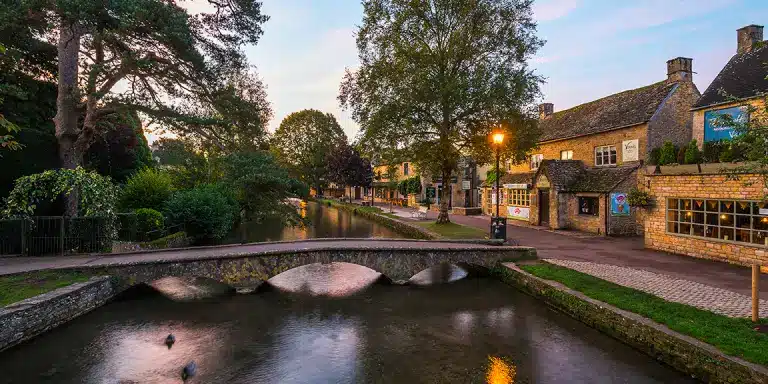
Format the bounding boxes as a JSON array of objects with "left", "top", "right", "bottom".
[
  {"left": 704, "top": 106, "right": 748, "bottom": 142},
  {"left": 610, "top": 193, "right": 630, "bottom": 216}
]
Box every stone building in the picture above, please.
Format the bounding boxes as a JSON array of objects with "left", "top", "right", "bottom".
[
  {"left": 481, "top": 56, "right": 701, "bottom": 235},
  {"left": 644, "top": 24, "right": 768, "bottom": 265}
]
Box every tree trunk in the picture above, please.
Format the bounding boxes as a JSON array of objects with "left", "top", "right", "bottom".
[
  {"left": 54, "top": 21, "right": 82, "bottom": 217},
  {"left": 436, "top": 168, "right": 452, "bottom": 224}
]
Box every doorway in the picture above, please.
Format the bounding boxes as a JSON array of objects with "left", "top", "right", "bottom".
[{"left": 539, "top": 189, "right": 550, "bottom": 227}]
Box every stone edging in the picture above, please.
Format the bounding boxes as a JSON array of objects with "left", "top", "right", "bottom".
[
  {"left": 0, "top": 276, "right": 118, "bottom": 353},
  {"left": 493, "top": 263, "right": 768, "bottom": 384},
  {"left": 320, "top": 200, "right": 441, "bottom": 240}
]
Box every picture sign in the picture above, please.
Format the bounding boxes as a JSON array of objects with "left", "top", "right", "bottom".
[
  {"left": 622, "top": 139, "right": 639, "bottom": 162},
  {"left": 462, "top": 180, "right": 471, "bottom": 190},
  {"left": 704, "top": 106, "right": 748, "bottom": 142},
  {"left": 507, "top": 206, "right": 530, "bottom": 220},
  {"left": 610, "top": 193, "right": 630, "bottom": 216}
]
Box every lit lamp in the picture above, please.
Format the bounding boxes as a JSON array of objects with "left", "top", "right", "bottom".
[{"left": 492, "top": 132, "right": 505, "bottom": 218}]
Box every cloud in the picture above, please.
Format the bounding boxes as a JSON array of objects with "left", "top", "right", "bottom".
[{"left": 533, "top": 0, "right": 580, "bottom": 22}]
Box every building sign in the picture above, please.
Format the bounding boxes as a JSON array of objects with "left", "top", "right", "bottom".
[
  {"left": 610, "top": 193, "right": 630, "bottom": 216},
  {"left": 622, "top": 139, "right": 639, "bottom": 162},
  {"left": 704, "top": 106, "right": 748, "bottom": 142},
  {"left": 503, "top": 183, "right": 529, "bottom": 189},
  {"left": 426, "top": 186, "right": 436, "bottom": 199},
  {"left": 507, "top": 206, "right": 530, "bottom": 220},
  {"left": 491, "top": 189, "right": 497, "bottom": 204},
  {"left": 462, "top": 180, "right": 471, "bottom": 190}
]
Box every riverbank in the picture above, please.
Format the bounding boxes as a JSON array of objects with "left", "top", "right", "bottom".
[{"left": 495, "top": 262, "right": 768, "bottom": 383}]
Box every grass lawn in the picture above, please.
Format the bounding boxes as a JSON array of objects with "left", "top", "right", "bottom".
[
  {"left": 520, "top": 262, "right": 768, "bottom": 366},
  {"left": 0, "top": 270, "right": 93, "bottom": 307},
  {"left": 414, "top": 221, "right": 488, "bottom": 239}
]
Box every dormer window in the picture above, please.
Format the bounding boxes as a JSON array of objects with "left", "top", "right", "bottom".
[{"left": 530, "top": 154, "right": 543, "bottom": 170}]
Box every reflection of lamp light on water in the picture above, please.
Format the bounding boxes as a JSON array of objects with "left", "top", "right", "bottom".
[{"left": 486, "top": 356, "right": 515, "bottom": 384}]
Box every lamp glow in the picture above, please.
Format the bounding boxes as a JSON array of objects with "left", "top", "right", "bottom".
[{"left": 492, "top": 132, "right": 505, "bottom": 145}]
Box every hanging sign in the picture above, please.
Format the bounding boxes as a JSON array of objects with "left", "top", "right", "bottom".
[
  {"left": 704, "top": 106, "right": 748, "bottom": 142},
  {"left": 622, "top": 139, "right": 639, "bottom": 162},
  {"left": 462, "top": 180, "right": 471, "bottom": 190},
  {"left": 610, "top": 193, "right": 630, "bottom": 216}
]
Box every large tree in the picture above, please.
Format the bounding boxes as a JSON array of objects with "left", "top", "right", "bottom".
[
  {"left": 271, "top": 109, "right": 347, "bottom": 192},
  {"left": 339, "top": 0, "right": 543, "bottom": 223},
  {"left": 4, "top": 0, "right": 269, "bottom": 215},
  {"left": 326, "top": 143, "right": 373, "bottom": 200}
]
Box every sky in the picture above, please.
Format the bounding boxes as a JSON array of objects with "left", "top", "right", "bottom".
[{"left": 159, "top": 0, "right": 768, "bottom": 144}]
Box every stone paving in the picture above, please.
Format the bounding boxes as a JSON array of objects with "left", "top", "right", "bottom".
[{"left": 546, "top": 259, "right": 768, "bottom": 318}]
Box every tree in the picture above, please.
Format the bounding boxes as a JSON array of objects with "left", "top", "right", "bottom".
[
  {"left": 271, "top": 109, "right": 347, "bottom": 192},
  {"left": 85, "top": 111, "right": 154, "bottom": 182},
  {"left": 3, "top": 0, "right": 269, "bottom": 215},
  {"left": 683, "top": 140, "right": 701, "bottom": 165},
  {"left": 659, "top": 141, "right": 677, "bottom": 166},
  {"left": 326, "top": 143, "right": 373, "bottom": 201},
  {"left": 152, "top": 138, "right": 196, "bottom": 166},
  {"left": 339, "top": 0, "right": 543, "bottom": 223}
]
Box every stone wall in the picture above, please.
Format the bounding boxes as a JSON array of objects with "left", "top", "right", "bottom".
[
  {"left": 493, "top": 264, "right": 768, "bottom": 384},
  {"left": 647, "top": 81, "right": 699, "bottom": 151},
  {"left": 0, "top": 276, "right": 118, "bottom": 352},
  {"left": 564, "top": 192, "right": 605, "bottom": 234},
  {"left": 645, "top": 172, "right": 768, "bottom": 265},
  {"left": 607, "top": 169, "right": 642, "bottom": 235},
  {"left": 508, "top": 124, "right": 647, "bottom": 174}
]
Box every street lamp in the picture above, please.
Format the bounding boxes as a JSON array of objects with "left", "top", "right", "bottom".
[{"left": 492, "top": 132, "right": 504, "bottom": 218}]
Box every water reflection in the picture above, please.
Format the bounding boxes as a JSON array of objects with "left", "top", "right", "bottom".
[
  {"left": 229, "top": 202, "right": 405, "bottom": 243},
  {"left": 0, "top": 280, "right": 695, "bottom": 383},
  {"left": 268, "top": 262, "right": 383, "bottom": 297},
  {"left": 149, "top": 277, "right": 234, "bottom": 301}
]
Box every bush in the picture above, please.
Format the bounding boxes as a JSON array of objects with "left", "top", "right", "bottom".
[
  {"left": 702, "top": 141, "right": 725, "bottom": 163},
  {"left": 134, "top": 208, "right": 164, "bottom": 240},
  {"left": 164, "top": 184, "right": 238, "bottom": 241},
  {"left": 120, "top": 168, "right": 174, "bottom": 211},
  {"left": 658, "top": 141, "right": 677, "bottom": 165},
  {"left": 627, "top": 188, "right": 652, "bottom": 207},
  {"left": 647, "top": 147, "right": 661, "bottom": 165},
  {"left": 676, "top": 146, "right": 686, "bottom": 165},
  {"left": 683, "top": 140, "right": 701, "bottom": 164}
]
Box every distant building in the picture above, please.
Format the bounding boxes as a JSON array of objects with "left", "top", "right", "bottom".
[{"left": 482, "top": 56, "right": 700, "bottom": 235}]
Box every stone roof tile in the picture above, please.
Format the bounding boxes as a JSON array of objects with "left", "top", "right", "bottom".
[{"left": 693, "top": 42, "right": 768, "bottom": 109}]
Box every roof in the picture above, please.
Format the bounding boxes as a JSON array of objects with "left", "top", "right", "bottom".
[
  {"left": 536, "top": 160, "right": 585, "bottom": 188},
  {"left": 539, "top": 81, "right": 678, "bottom": 142},
  {"left": 563, "top": 166, "right": 639, "bottom": 193},
  {"left": 693, "top": 42, "right": 768, "bottom": 109}
]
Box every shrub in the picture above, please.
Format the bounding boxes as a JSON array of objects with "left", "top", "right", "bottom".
[
  {"left": 627, "top": 188, "right": 652, "bottom": 207},
  {"left": 647, "top": 147, "right": 661, "bottom": 165},
  {"left": 676, "top": 146, "right": 687, "bottom": 165},
  {"left": 120, "top": 168, "right": 174, "bottom": 211},
  {"left": 134, "top": 208, "right": 164, "bottom": 240},
  {"left": 164, "top": 184, "right": 238, "bottom": 241},
  {"left": 702, "top": 141, "right": 724, "bottom": 163},
  {"left": 658, "top": 141, "right": 677, "bottom": 165},
  {"left": 719, "top": 142, "right": 746, "bottom": 163},
  {"left": 683, "top": 140, "right": 701, "bottom": 164}
]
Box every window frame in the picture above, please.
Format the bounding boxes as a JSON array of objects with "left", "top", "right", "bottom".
[
  {"left": 505, "top": 189, "right": 530, "bottom": 207},
  {"left": 530, "top": 154, "right": 543, "bottom": 170},
  {"left": 594, "top": 145, "right": 617, "bottom": 167},
  {"left": 560, "top": 150, "right": 573, "bottom": 160},
  {"left": 665, "top": 197, "right": 768, "bottom": 247},
  {"left": 578, "top": 196, "right": 599, "bottom": 216}
]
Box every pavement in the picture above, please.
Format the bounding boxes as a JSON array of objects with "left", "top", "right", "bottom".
[{"left": 0, "top": 238, "right": 521, "bottom": 276}]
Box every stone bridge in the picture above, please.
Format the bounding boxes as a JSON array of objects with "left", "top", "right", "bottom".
[{"left": 0, "top": 239, "right": 537, "bottom": 289}]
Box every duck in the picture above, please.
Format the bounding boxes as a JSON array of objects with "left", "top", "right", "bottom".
[
  {"left": 165, "top": 334, "right": 175, "bottom": 349},
  {"left": 181, "top": 361, "right": 197, "bottom": 381}
]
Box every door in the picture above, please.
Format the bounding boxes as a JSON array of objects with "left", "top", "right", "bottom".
[{"left": 539, "top": 189, "right": 550, "bottom": 227}]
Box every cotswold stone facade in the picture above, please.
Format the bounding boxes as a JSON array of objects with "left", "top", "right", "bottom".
[{"left": 645, "top": 170, "right": 768, "bottom": 265}]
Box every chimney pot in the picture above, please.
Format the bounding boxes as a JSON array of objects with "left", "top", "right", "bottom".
[
  {"left": 737, "top": 25, "right": 764, "bottom": 54},
  {"left": 538, "top": 103, "right": 553, "bottom": 119},
  {"left": 666, "top": 57, "right": 693, "bottom": 83}
]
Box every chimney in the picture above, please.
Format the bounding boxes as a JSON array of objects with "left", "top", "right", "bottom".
[
  {"left": 737, "top": 25, "right": 764, "bottom": 54},
  {"left": 538, "top": 103, "right": 553, "bottom": 119},
  {"left": 666, "top": 57, "right": 693, "bottom": 83}
]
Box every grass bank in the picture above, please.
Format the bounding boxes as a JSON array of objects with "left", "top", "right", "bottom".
[
  {"left": 521, "top": 262, "right": 768, "bottom": 366},
  {"left": 0, "top": 271, "right": 93, "bottom": 307},
  {"left": 414, "top": 221, "right": 488, "bottom": 240}
]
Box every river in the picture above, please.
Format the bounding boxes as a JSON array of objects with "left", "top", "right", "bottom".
[{"left": 0, "top": 276, "right": 692, "bottom": 383}]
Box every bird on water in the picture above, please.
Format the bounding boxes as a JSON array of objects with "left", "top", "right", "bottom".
[
  {"left": 165, "top": 334, "right": 176, "bottom": 349},
  {"left": 182, "top": 361, "right": 197, "bottom": 381}
]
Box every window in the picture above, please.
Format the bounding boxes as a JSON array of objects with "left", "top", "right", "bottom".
[
  {"left": 595, "top": 145, "right": 617, "bottom": 166},
  {"left": 506, "top": 189, "right": 530, "bottom": 207},
  {"left": 403, "top": 163, "right": 409, "bottom": 176},
  {"left": 530, "top": 154, "right": 543, "bottom": 170},
  {"left": 560, "top": 150, "right": 573, "bottom": 160},
  {"left": 666, "top": 198, "right": 768, "bottom": 245},
  {"left": 578, "top": 197, "right": 599, "bottom": 216}
]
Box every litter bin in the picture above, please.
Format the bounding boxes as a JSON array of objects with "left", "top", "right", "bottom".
[{"left": 490, "top": 216, "right": 507, "bottom": 241}]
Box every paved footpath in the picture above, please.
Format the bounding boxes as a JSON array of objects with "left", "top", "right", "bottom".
[{"left": 0, "top": 239, "right": 516, "bottom": 276}]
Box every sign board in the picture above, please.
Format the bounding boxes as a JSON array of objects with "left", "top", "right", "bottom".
[
  {"left": 610, "top": 193, "right": 630, "bottom": 216},
  {"left": 537, "top": 175, "right": 550, "bottom": 189},
  {"left": 507, "top": 206, "right": 530, "bottom": 220},
  {"left": 462, "top": 180, "right": 471, "bottom": 190},
  {"left": 704, "top": 106, "right": 748, "bottom": 142},
  {"left": 426, "top": 186, "right": 436, "bottom": 198},
  {"left": 622, "top": 139, "right": 639, "bottom": 162},
  {"left": 759, "top": 208, "right": 768, "bottom": 216},
  {"left": 491, "top": 190, "right": 497, "bottom": 204},
  {"left": 503, "top": 183, "right": 529, "bottom": 189}
]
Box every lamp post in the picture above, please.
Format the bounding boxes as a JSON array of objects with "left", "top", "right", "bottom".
[{"left": 492, "top": 132, "right": 505, "bottom": 217}]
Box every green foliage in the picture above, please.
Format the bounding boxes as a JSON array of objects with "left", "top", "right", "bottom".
[
  {"left": 139, "top": 231, "right": 189, "bottom": 250},
  {"left": 520, "top": 263, "right": 768, "bottom": 366},
  {"left": 627, "top": 188, "right": 652, "bottom": 207},
  {"left": 658, "top": 141, "right": 678, "bottom": 165},
  {"left": 119, "top": 168, "right": 174, "bottom": 211},
  {"left": 152, "top": 138, "right": 196, "bottom": 166},
  {"left": 719, "top": 141, "right": 746, "bottom": 163},
  {"left": 404, "top": 176, "right": 422, "bottom": 195},
  {"left": 701, "top": 140, "right": 726, "bottom": 163},
  {"left": 485, "top": 167, "right": 507, "bottom": 185},
  {"left": 133, "top": 208, "right": 164, "bottom": 239},
  {"left": 3, "top": 167, "right": 118, "bottom": 218},
  {"left": 271, "top": 109, "right": 347, "bottom": 190},
  {"left": 683, "top": 140, "right": 701, "bottom": 164},
  {"left": 414, "top": 222, "right": 487, "bottom": 239},
  {"left": 85, "top": 111, "right": 154, "bottom": 182},
  {"left": 164, "top": 184, "right": 238, "bottom": 241},
  {"left": 647, "top": 147, "right": 661, "bottom": 165},
  {"left": 166, "top": 152, "right": 223, "bottom": 190},
  {"left": 676, "top": 146, "right": 686, "bottom": 165},
  {"left": 0, "top": 271, "right": 92, "bottom": 307}
]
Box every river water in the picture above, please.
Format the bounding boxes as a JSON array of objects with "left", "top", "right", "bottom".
[{"left": 0, "top": 276, "right": 692, "bottom": 383}]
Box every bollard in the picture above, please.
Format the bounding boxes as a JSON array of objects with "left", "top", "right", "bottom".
[{"left": 753, "top": 264, "right": 760, "bottom": 323}]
